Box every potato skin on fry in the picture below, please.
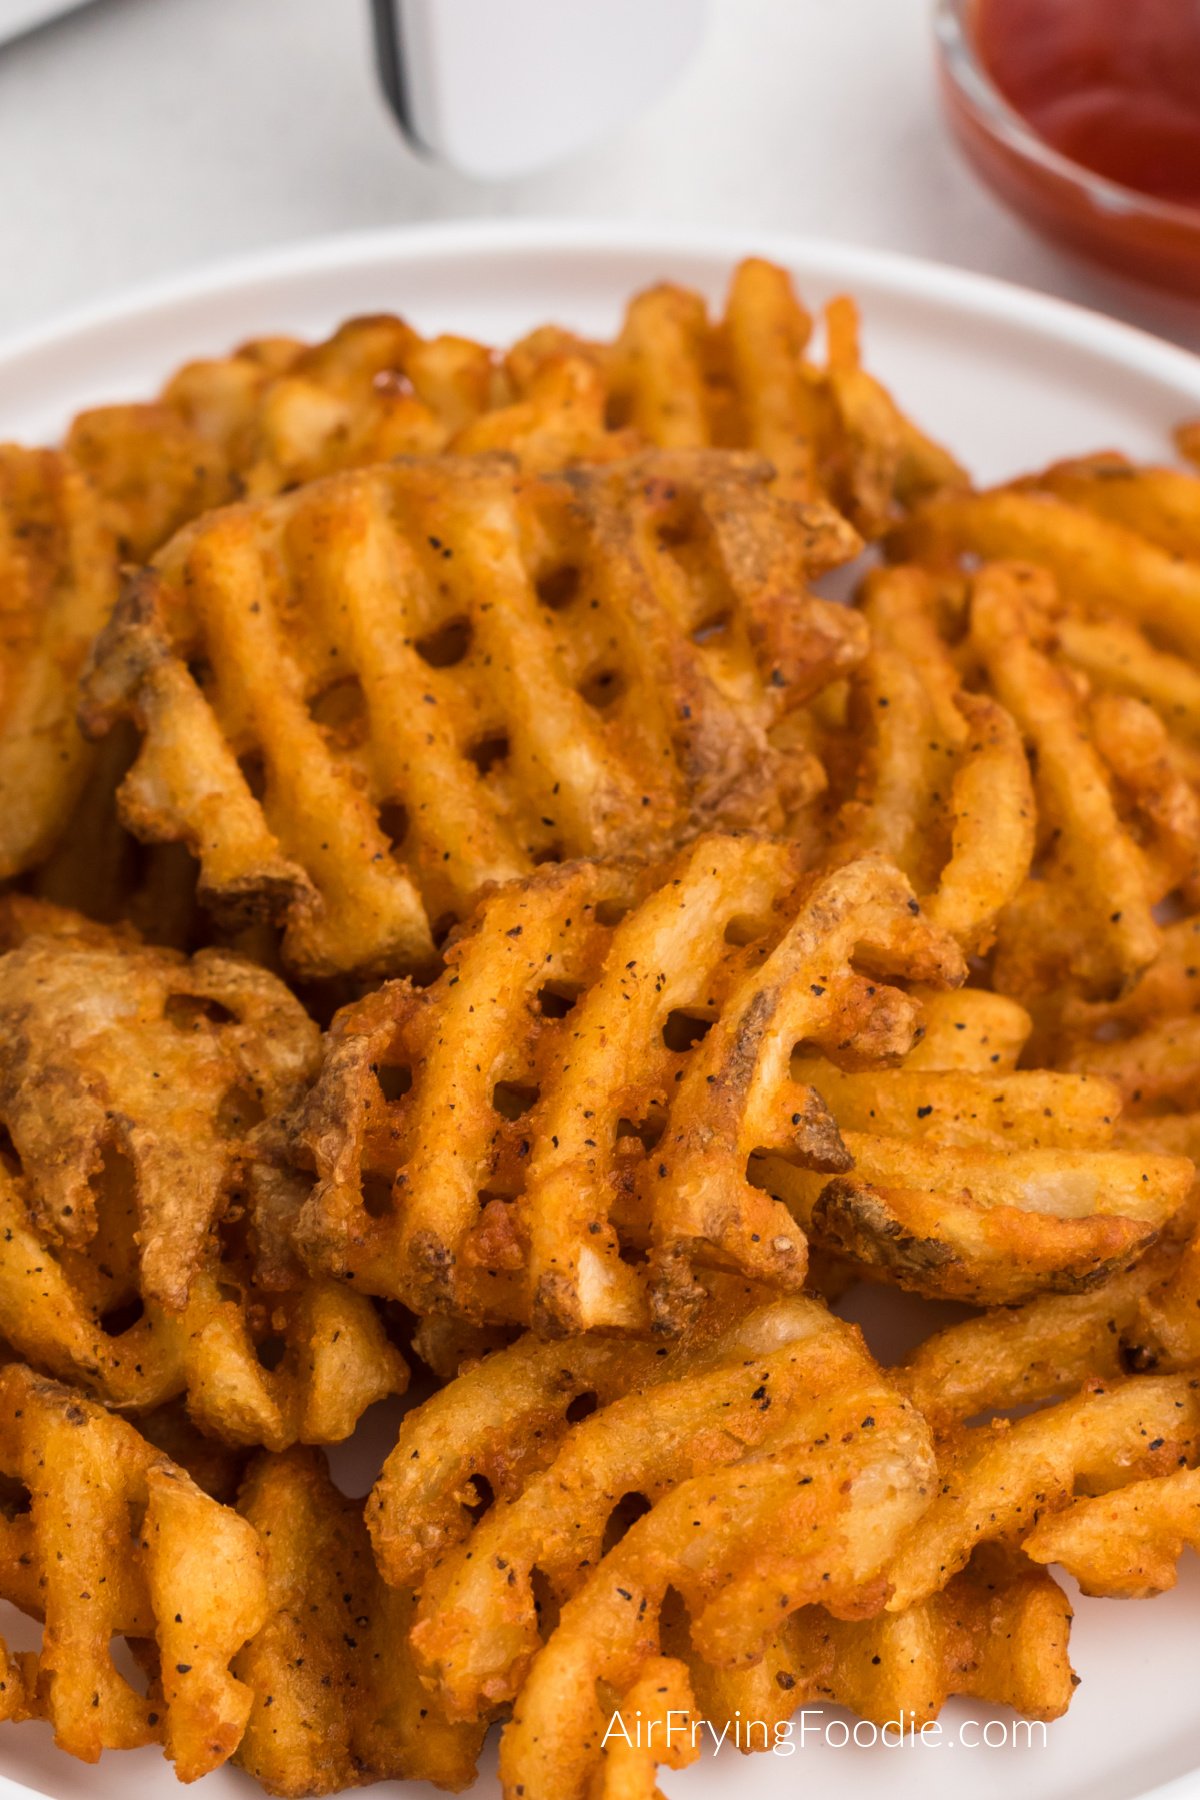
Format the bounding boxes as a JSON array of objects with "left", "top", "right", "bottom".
[{"left": 0, "top": 921, "right": 407, "bottom": 1450}]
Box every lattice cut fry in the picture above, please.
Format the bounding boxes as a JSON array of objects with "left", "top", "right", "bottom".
[
  {"left": 234, "top": 1446, "right": 482, "bottom": 1797},
  {"left": 368, "top": 1327, "right": 679, "bottom": 1591},
  {"left": 895, "top": 484, "right": 1200, "bottom": 662},
  {"left": 826, "top": 564, "right": 1034, "bottom": 953},
  {"left": 1023, "top": 1463, "right": 1200, "bottom": 1597},
  {"left": 694, "top": 1546, "right": 1074, "bottom": 1730},
  {"left": 0, "top": 1363, "right": 266, "bottom": 1778},
  {"left": 405, "top": 1292, "right": 868, "bottom": 1720},
  {"left": 895, "top": 469, "right": 1200, "bottom": 945},
  {"left": 0, "top": 1155, "right": 407, "bottom": 1449},
  {"left": 82, "top": 451, "right": 864, "bottom": 978},
  {"left": 0, "top": 926, "right": 318, "bottom": 1308},
  {"left": 896, "top": 1248, "right": 1175, "bottom": 1430},
  {"left": 0, "top": 922, "right": 406, "bottom": 1447},
  {"left": 497, "top": 1301, "right": 934, "bottom": 1800},
  {"left": 753, "top": 983, "right": 1190, "bottom": 1303},
  {"left": 1016, "top": 452, "right": 1200, "bottom": 563},
  {"left": 0, "top": 446, "right": 118, "bottom": 881},
  {"left": 1036, "top": 912, "right": 1200, "bottom": 1167},
  {"left": 968, "top": 561, "right": 1163, "bottom": 998},
  {"left": 66, "top": 318, "right": 502, "bottom": 558},
  {"left": 514, "top": 259, "right": 967, "bottom": 534},
  {"left": 267, "top": 839, "right": 965, "bottom": 1333},
  {"left": 885, "top": 1370, "right": 1200, "bottom": 1611}
]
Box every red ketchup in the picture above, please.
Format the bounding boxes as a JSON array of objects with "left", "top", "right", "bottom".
[{"left": 974, "top": 0, "right": 1200, "bottom": 210}]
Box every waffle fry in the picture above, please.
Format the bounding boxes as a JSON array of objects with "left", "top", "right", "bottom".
[
  {"left": 895, "top": 464, "right": 1200, "bottom": 984},
  {"left": 497, "top": 1301, "right": 933, "bottom": 1800},
  {"left": 234, "top": 1445, "right": 482, "bottom": 1797},
  {"left": 82, "top": 452, "right": 864, "bottom": 978},
  {"left": 404, "top": 1292, "right": 874, "bottom": 1720},
  {"left": 752, "top": 967, "right": 1191, "bottom": 1302},
  {"left": 968, "top": 561, "right": 1165, "bottom": 996},
  {"left": 267, "top": 839, "right": 965, "bottom": 1332},
  {"left": 0, "top": 446, "right": 118, "bottom": 881},
  {"left": 826, "top": 564, "right": 1034, "bottom": 952},
  {"left": 1037, "top": 912, "right": 1200, "bottom": 1160},
  {"left": 1023, "top": 1463, "right": 1200, "bottom": 1597},
  {"left": 0, "top": 1363, "right": 266, "bottom": 1777},
  {"left": 0, "top": 925, "right": 318, "bottom": 1307},
  {"left": 895, "top": 483, "right": 1200, "bottom": 661},
  {"left": 69, "top": 261, "right": 964, "bottom": 567},
  {"left": 65, "top": 320, "right": 498, "bottom": 559},
  {"left": 0, "top": 1157, "right": 408, "bottom": 1447},
  {"left": 693, "top": 1546, "right": 1074, "bottom": 1729},
  {"left": 1016, "top": 452, "right": 1200, "bottom": 563},
  {"left": 896, "top": 1250, "right": 1175, "bottom": 1429},
  {"left": 885, "top": 1370, "right": 1200, "bottom": 1610},
  {"left": 0, "top": 923, "right": 406, "bottom": 1447},
  {"left": 512, "top": 259, "right": 967, "bottom": 533}
]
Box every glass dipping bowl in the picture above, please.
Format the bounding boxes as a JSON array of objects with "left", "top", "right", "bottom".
[{"left": 934, "top": 0, "right": 1200, "bottom": 297}]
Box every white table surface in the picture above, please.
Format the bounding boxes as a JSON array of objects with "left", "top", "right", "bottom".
[{"left": 0, "top": 0, "right": 1197, "bottom": 374}]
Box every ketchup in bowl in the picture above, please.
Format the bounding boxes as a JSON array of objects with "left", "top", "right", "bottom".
[
  {"left": 935, "top": 0, "right": 1200, "bottom": 294},
  {"left": 977, "top": 0, "right": 1200, "bottom": 209}
]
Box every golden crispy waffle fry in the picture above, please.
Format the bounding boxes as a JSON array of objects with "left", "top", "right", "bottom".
[
  {"left": 497, "top": 1303, "right": 933, "bottom": 1800},
  {"left": 0, "top": 1157, "right": 408, "bottom": 1450},
  {"left": 896, "top": 1250, "right": 1174, "bottom": 1430},
  {"left": 0, "top": 1363, "right": 266, "bottom": 1777},
  {"left": 1016, "top": 452, "right": 1200, "bottom": 562},
  {"left": 405, "top": 1293, "right": 866, "bottom": 1720},
  {"left": 26, "top": 724, "right": 206, "bottom": 949},
  {"left": 65, "top": 318, "right": 503, "bottom": 558},
  {"left": 894, "top": 467, "right": 1200, "bottom": 922},
  {"left": 0, "top": 446, "right": 118, "bottom": 882},
  {"left": 82, "top": 451, "right": 864, "bottom": 979},
  {"left": 905, "top": 985, "right": 1033, "bottom": 1072},
  {"left": 1023, "top": 1462, "right": 1200, "bottom": 1597},
  {"left": 827, "top": 565, "right": 1034, "bottom": 953},
  {"left": 0, "top": 1634, "right": 31, "bottom": 1724},
  {"left": 968, "top": 562, "right": 1163, "bottom": 997},
  {"left": 895, "top": 484, "right": 1200, "bottom": 662},
  {"left": 367, "top": 1327, "right": 683, "bottom": 1591},
  {"left": 0, "top": 927, "right": 318, "bottom": 1308},
  {"left": 134, "top": 1397, "right": 251, "bottom": 1504},
  {"left": 234, "top": 1445, "right": 482, "bottom": 1797},
  {"left": 752, "top": 971, "right": 1192, "bottom": 1303},
  {"left": 1036, "top": 912, "right": 1200, "bottom": 1161},
  {"left": 0, "top": 923, "right": 406, "bottom": 1447},
  {"left": 268, "top": 840, "right": 965, "bottom": 1333},
  {"left": 66, "top": 401, "right": 237, "bottom": 565},
  {"left": 1128, "top": 1219, "right": 1200, "bottom": 1372},
  {"left": 693, "top": 1546, "right": 1074, "bottom": 1730},
  {"left": 885, "top": 1370, "right": 1200, "bottom": 1611},
  {"left": 515, "top": 259, "right": 967, "bottom": 534}
]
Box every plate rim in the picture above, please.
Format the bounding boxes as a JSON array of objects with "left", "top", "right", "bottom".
[
  {"left": 0, "top": 218, "right": 1198, "bottom": 1800},
  {"left": 1, "top": 216, "right": 1200, "bottom": 415}
]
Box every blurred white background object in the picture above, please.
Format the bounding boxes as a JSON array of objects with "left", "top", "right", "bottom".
[
  {"left": 0, "top": 0, "right": 1196, "bottom": 348},
  {"left": 0, "top": 0, "right": 91, "bottom": 43},
  {"left": 374, "top": 0, "right": 708, "bottom": 179}
]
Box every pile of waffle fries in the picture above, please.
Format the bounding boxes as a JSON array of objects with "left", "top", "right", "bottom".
[{"left": 1, "top": 258, "right": 1198, "bottom": 1799}]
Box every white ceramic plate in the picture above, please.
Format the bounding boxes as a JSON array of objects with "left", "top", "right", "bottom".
[{"left": 1, "top": 222, "right": 1200, "bottom": 1800}]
